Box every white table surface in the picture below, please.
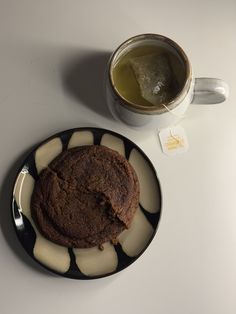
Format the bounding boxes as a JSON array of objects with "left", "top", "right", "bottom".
[{"left": 0, "top": 1, "right": 236, "bottom": 313}]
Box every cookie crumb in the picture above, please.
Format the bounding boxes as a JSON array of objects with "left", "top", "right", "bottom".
[
  {"left": 111, "top": 238, "right": 118, "bottom": 245},
  {"left": 98, "top": 244, "right": 104, "bottom": 251}
]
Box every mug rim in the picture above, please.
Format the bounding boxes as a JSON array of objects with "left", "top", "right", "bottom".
[{"left": 108, "top": 33, "right": 192, "bottom": 115}]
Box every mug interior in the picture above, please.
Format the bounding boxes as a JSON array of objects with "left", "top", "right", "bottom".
[{"left": 109, "top": 34, "right": 191, "bottom": 114}]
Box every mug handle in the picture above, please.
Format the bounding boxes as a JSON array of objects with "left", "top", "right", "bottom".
[{"left": 191, "top": 78, "right": 229, "bottom": 104}]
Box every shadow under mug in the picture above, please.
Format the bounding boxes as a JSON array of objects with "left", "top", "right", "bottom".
[{"left": 105, "top": 34, "right": 229, "bottom": 129}]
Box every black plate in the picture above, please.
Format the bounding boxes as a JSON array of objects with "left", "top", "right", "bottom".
[{"left": 12, "top": 127, "right": 162, "bottom": 279}]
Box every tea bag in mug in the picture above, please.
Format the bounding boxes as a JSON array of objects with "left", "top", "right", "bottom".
[{"left": 130, "top": 53, "right": 178, "bottom": 106}]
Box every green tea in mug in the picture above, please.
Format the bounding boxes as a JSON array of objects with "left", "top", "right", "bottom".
[{"left": 112, "top": 44, "right": 186, "bottom": 108}]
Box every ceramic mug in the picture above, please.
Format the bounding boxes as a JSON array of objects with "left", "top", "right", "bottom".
[{"left": 105, "top": 34, "right": 229, "bottom": 129}]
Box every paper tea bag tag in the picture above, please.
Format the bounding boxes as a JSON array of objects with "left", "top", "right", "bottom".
[{"left": 159, "top": 125, "right": 189, "bottom": 155}]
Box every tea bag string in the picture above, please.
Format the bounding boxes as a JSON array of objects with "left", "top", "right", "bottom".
[
  {"left": 161, "top": 102, "right": 186, "bottom": 125},
  {"left": 160, "top": 103, "right": 186, "bottom": 146}
]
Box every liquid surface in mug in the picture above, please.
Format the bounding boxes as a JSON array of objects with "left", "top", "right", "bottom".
[{"left": 112, "top": 45, "right": 186, "bottom": 109}]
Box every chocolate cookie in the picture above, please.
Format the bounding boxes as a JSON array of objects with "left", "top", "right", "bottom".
[{"left": 31, "top": 145, "right": 139, "bottom": 248}]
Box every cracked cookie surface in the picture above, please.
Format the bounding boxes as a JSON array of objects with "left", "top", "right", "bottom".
[{"left": 31, "top": 145, "right": 139, "bottom": 248}]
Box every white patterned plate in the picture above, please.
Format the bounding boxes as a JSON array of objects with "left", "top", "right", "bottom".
[{"left": 12, "top": 128, "right": 162, "bottom": 279}]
